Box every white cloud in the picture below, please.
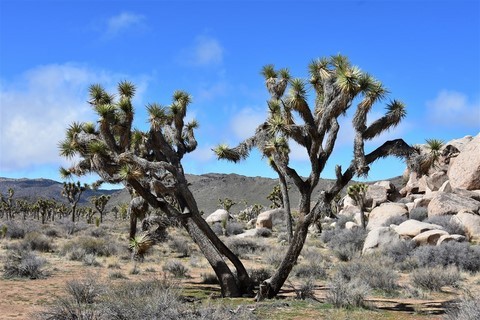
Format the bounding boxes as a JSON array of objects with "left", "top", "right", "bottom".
[
  {"left": 179, "top": 35, "right": 224, "bottom": 66},
  {"left": 104, "top": 12, "right": 146, "bottom": 38},
  {"left": 230, "top": 107, "right": 266, "bottom": 140},
  {"left": 426, "top": 90, "right": 480, "bottom": 127},
  {"left": 0, "top": 63, "right": 147, "bottom": 173}
]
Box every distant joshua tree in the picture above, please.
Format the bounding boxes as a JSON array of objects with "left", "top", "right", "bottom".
[
  {"left": 215, "top": 55, "right": 416, "bottom": 299},
  {"left": 61, "top": 181, "right": 88, "bottom": 222}
]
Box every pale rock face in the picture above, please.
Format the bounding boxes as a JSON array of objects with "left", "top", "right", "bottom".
[
  {"left": 255, "top": 208, "right": 284, "bottom": 229},
  {"left": 452, "top": 210, "right": 480, "bottom": 244},
  {"left": 426, "top": 171, "right": 449, "bottom": 192},
  {"left": 366, "top": 184, "right": 389, "bottom": 207},
  {"left": 362, "top": 227, "right": 402, "bottom": 254},
  {"left": 427, "top": 191, "right": 480, "bottom": 217},
  {"left": 392, "top": 219, "right": 444, "bottom": 238},
  {"left": 436, "top": 234, "right": 466, "bottom": 246},
  {"left": 205, "top": 209, "right": 230, "bottom": 224},
  {"left": 366, "top": 203, "right": 408, "bottom": 231},
  {"left": 448, "top": 134, "right": 480, "bottom": 190},
  {"left": 345, "top": 221, "right": 359, "bottom": 230},
  {"left": 412, "top": 229, "right": 449, "bottom": 245}
]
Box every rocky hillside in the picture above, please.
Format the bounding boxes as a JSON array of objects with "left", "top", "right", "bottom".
[{"left": 0, "top": 173, "right": 403, "bottom": 215}]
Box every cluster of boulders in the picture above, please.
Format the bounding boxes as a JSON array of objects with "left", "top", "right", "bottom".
[
  {"left": 338, "top": 134, "right": 480, "bottom": 254},
  {"left": 203, "top": 134, "right": 480, "bottom": 252}
]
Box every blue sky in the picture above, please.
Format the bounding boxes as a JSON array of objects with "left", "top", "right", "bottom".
[{"left": 1, "top": 0, "right": 479, "bottom": 189}]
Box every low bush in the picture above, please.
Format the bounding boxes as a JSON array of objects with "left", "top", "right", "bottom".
[
  {"left": 225, "top": 237, "right": 265, "bottom": 258},
  {"left": 264, "top": 247, "right": 284, "bottom": 268},
  {"left": 61, "top": 236, "right": 121, "bottom": 259},
  {"left": 409, "top": 207, "right": 428, "bottom": 221},
  {"left": 201, "top": 272, "right": 219, "bottom": 284},
  {"left": 411, "top": 266, "right": 461, "bottom": 291},
  {"left": 22, "top": 232, "right": 53, "bottom": 252},
  {"left": 163, "top": 260, "right": 189, "bottom": 278},
  {"left": 413, "top": 242, "right": 480, "bottom": 272},
  {"left": 255, "top": 227, "right": 272, "bottom": 238},
  {"left": 293, "top": 263, "right": 327, "bottom": 280},
  {"left": 83, "top": 254, "right": 102, "bottom": 267},
  {"left": 225, "top": 221, "right": 245, "bottom": 236},
  {"left": 289, "top": 278, "right": 316, "bottom": 300},
  {"left": 3, "top": 248, "right": 47, "bottom": 279},
  {"left": 336, "top": 255, "right": 399, "bottom": 294},
  {"left": 4, "top": 221, "right": 25, "bottom": 239},
  {"left": 249, "top": 267, "right": 272, "bottom": 287},
  {"left": 326, "top": 274, "right": 370, "bottom": 309},
  {"left": 169, "top": 236, "right": 191, "bottom": 257},
  {"left": 322, "top": 228, "right": 367, "bottom": 261},
  {"left": 66, "top": 276, "right": 103, "bottom": 304},
  {"left": 444, "top": 295, "right": 480, "bottom": 320},
  {"left": 424, "top": 215, "right": 466, "bottom": 236},
  {"left": 336, "top": 214, "right": 355, "bottom": 229},
  {"left": 382, "top": 215, "right": 408, "bottom": 227}
]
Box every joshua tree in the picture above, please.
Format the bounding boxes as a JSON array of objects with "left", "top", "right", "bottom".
[
  {"left": 347, "top": 183, "right": 368, "bottom": 229},
  {"left": 61, "top": 181, "right": 88, "bottom": 222},
  {"left": 0, "top": 188, "right": 15, "bottom": 220},
  {"left": 218, "top": 197, "right": 236, "bottom": 212},
  {"left": 90, "top": 194, "right": 110, "bottom": 223},
  {"left": 58, "top": 81, "right": 252, "bottom": 297},
  {"left": 215, "top": 55, "right": 416, "bottom": 299}
]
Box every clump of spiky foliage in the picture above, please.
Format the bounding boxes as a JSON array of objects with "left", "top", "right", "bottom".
[{"left": 130, "top": 232, "right": 155, "bottom": 261}]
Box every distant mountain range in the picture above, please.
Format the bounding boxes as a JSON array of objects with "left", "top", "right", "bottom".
[{"left": 0, "top": 174, "right": 403, "bottom": 215}]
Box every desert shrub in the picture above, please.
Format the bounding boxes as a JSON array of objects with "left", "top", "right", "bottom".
[
  {"left": 289, "top": 278, "right": 316, "bottom": 300},
  {"left": 57, "top": 218, "right": 88, "bottom": 235},
  {"left": 326, "top": 274, "right": 370, "bottom": 309},
  {"left": 90, "top": 227, "right": 107, "bottom": 238},
  {"left": 225, "top": 221, "right": 245, "bottom": 236},
  {"left": 336, "top": 214, "right": 355, "bottom": 229},
  {"left": 101, "top": 278, "right": 184, "bottom": 319},
  {"left": 256, "top": 227, "right": 272, "bottom": 237},
  {"left": 201, "top": 272, "right": 219, "bottom": 284},
  {"left": 225, "top": 237, "right": 264, "bottom": 258},
  {"left": 409, "top": 207, "right": 428, "bottom": 221},
  {"left": 336, "top": 256, "right": 399, "bottom": 294},
  {"left": 3, "top": 248, "right": 47, "bottom": 279},
  {"left": 322, "top": 228, "right": 367, "bottom": 261},
  {"left": 264, "top": 247, "right": 284, "bottom": 268},
  {"left": 169, "top": 236, "right": 191, "bottom": 257},
  {"left": 382, "top": 215, "right": 408, "bottom": 227},
  {"left": 293, "top": 263, "right": 327, "bottom": 279},
  {"left": 22, "top": 232, "right": 53, "bottom": 252},
  {"left": 61, "top": 236, "right": 121, "bottom": 258},
  {"left": 249, "top": 267, "right": 273, "bottom": 287},
  {"left": 411, "top": 266, "right": 461, "bottom": 291},
  {"left": 163, "top": 260, "right": 189, "bottom": 278},
  {"left": 210, "top": 222, "right": 223, "bottom": 236},
  {"left": 444, "top": 295, "right": 480, "bottom": 320},
  {"left": 5, "top": 221, "right": 25, "bottom": 239},
  {"left": 109, "top": 271, "right": 128, "bottom": 279},
  {"left": 424, "top": 215, "right": 466, "bottom": 236},
  {"left": 43, "top": 227, "right": 61, "bottom": 238},
  {"left": 381, "top": 239, "right": 417, "bottom": 270},
  {"left": 66, "top": 276, "right": 103, "bottom": 304},
  {"left": 83, "top": 254, "right": 102, "bottom": 267},
  {"left": 413, "top": 242, "right": 480, "bottom": 272}
]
